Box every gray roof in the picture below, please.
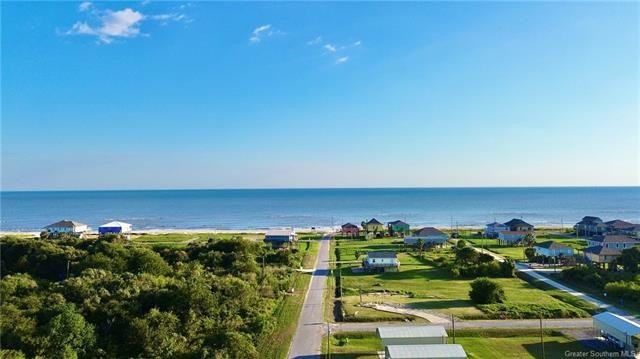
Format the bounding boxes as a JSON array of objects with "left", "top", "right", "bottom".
[
  {"left": 578, "top": 216, "right": 604, "bottom": 224},
  {"left": 593, "top": 312, "right": 640, "bottom": 336},
  {"left": 386, "top": 344, "right": 467, "bottom": 359},
  {"left": 366, "top": 218, "right": 383, "bottom": 225},
  {"left": 389, "top": 220, "right": 409, "bottom": 226},
  {"left": 45, "top": 220, "right": 86, "bottom": 229},
  {"left": 377, "top": 326, "right": 447, "bottom": 339},
  {"left": 584, "top": 245, "right": 621, "bottom": 256},
  {"left": 504, "top": 218, "right": 533, "bottom": 228},
  {"left": 591, "top": 235, "right": 640, "bottom": 244},
  {"left": 367, "top": 251, "right": 397, "bottom": 259},
  {"left": 342, "top": 223, "right": 359, "bottom": 229},
  {"left": 415, "top": 227, "right": 447, "bottom": 237},
  {"left": 605, "top": 220, "right": 635, "bottom": 229}
]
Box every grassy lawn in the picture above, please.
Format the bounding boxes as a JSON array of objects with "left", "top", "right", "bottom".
[
  {"left": 131, "top": 232, "right": 265, "bottom": 247},
  {"left": 323, "top": 330, "right": 588, "bottom": 359},
  {"left": 335, "top": 238, "right": 592, "bottom": 320},
  {"left": 466, "top": 238, "right": 528, "bottom": 260},
  {"left": 301, "top": 240, "right": 320, "bottom": 269},
  {"left": 258, "top": 271, "right": 312, "bottom": 359}
]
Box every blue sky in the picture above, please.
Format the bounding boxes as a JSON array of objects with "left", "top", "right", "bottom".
[{"left": 2, "top": 1, "right": 638, "bottom": 190}]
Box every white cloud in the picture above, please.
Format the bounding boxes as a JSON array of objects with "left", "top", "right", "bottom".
[
  {"left": 307, "top": 36, "right": 322, "bottom": 45},
  {"left": 141, "top": 0, "right": 152, "bottom": 5},
  {"left": 324, "top": 43, "right": 336, "bottom": 52},
  {"left": 250, "top": 24, "right": 273, "bottom": 43},
  {"left": 335, "top": 56, "right": 349, "bottom": 64},
  {"left": 64, "top": 4, "right": 190, "bottom": 44},
  {"left": 78, "top": 2, "right": 92, "bottom": 12}
]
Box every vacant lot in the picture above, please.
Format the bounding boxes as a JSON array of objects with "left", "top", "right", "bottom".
[
  {"left": 334, "top": 238, "right": 592, "bottom": 320},
  {"left": 324, "top": 329, "right": 588, "bottom": 359}
]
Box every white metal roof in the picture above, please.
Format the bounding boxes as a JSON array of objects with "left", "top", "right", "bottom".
[
  {"left": 99, "top": 221, "right": 132, "bottom": 228},
  {"left": 593, "top": 312, "right": 640, "bottom": 336},
  {"left": 265, "top": 229, "right": 296, "bottom": 236},
  {"left": 386, "top": 344, "right": 466, "bottom": 358},
  {"left": 378, "top": 326, "right": 448, "bottom": 339}
]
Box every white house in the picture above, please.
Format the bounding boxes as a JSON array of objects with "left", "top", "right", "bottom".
[
  {"left": 385, "top": 344, "right": 467, "bottom": 359},
  {"left": 534, "top": 241, "right": 574, "bottom": 258},
  {"left": 44, "top": 220, "right": 89, "bottom": 237},
  {"left": 484, "top": 222, "right": 509, "bottom": 238},
  {"left": 593, "top": 312, "right": 640, "bottom": 353},
  {"left": 98, "top": 221, "right": 132, "bottom": 239},
  {"left": 364, "top": 251, "right": 399, "bottom": 272},
  {"left": 405, "top": 227, "right": 449, "bottom": 246},
  {"left": 586, "top": 235, "right": 640, "bottom": 251},
  {"left": 377, "top": 326, "right": 448, "bottom": 347},
  {"left": 497, "top": 231, "right": 528, "bottom": 245},
  {"left": 264, "top": 228, "right": 298, "bottom": 247}
]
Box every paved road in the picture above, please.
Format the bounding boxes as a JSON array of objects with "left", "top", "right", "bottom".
[
  {"left": 288, "top": 234, "right": 332, "bottom": 359},
  {"left": 332, "top": 318, "right": 594, "bottom": 333}
]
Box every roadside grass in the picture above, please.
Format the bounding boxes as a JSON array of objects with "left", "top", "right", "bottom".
[
  {"left": 465, "top": 238, "right": 526, "bottom": 260},
  {"left": 301, "top": 240, "right": 320, "bottom": 269},
  {"left": 335, "top": 238, "right": 591, "bottom": 320},
  {"left": 323, "top": 329, "right": 588, "bottom": 359},
  {"left": 258, "top": 271, "right": 312, "bottom": 359}
]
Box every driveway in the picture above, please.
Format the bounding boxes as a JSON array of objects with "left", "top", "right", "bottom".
[{"left": 288, "top": 234, "right": 332, "bottom": 359}]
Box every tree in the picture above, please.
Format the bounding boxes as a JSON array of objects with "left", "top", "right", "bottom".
[
  {"left": 130, "top": 309, "right": 187, "bottom": 358},
  {"left": 524, "top": 247, "right": 536, "bottom": 262},
  {"left": 132, "top": 250, "right": 171, "bottom": 275},
  {"left": 469, "top": 277, "right": 505, "bottom": 304},
  {"left": 618, "top": 247, "right": 640, "bottom": 273},
  {"left": 455, "top": 246, "right": 479, "bottom": 265},
  {"left": 456, "top": 239, "right": 466, "bottom": 249},
  {"left": 415, "top": 238, "right": 425, "bottom": 258},
  {"left": 524, "top": 233, "right": 535, "bottom": 247},
  {"left": 354, "top": 250, "right": 362, "bottom": 260},
  {"left": 44, "top": 304, "right": 96, "bottom": 358},
  {"left": 478, "top": 253, "right": 494, "bottom": 264}
]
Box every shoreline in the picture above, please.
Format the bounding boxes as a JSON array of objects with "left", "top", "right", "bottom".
[{"left": 0, "top": 224, "right": 571, "bottom": 237}]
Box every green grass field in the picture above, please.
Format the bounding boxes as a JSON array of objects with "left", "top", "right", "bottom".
[
  {"left": 334, "top": 238, "right": 592, "bottom": 320},
  {"left": 324, "top": 329, "right": 588, "bottom": 359}
]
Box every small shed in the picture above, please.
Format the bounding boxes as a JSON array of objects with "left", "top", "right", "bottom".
[
  {"left": 593, "top": 312, "right": 640, "bottom": 352},
  {"left": 98, "top": 221, "right": 132, "bottom": 239},
  {"left": 377, "top": 326, "right": 448, "bottom": 347},
  {"left": 385, "top": 344, "right": 467, "bottom": 359}
]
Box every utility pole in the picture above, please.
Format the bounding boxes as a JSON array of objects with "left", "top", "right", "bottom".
[
  {"left": 539, "top": 316, "right": 545, "bottom": 359},
  {"left": 451, "top": 314, "right": 456, "bottom": 344},
  {"left": 66, "top": 260, "right": 70, "bottom": 279}
]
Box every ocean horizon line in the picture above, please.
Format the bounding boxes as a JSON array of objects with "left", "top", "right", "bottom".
[{"left": 2, "top": 184, "right": 639, "bottom": 193}]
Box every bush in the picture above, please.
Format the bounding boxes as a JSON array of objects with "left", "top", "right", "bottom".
[
  {"left": 478, "top": 302, "right": 589, "bottom": 319},
  {"left": 469, "top": 278, "right": 505, "bottom": 304},
  {"left": 605, "top": 281, "right": 640, "bottom": 302}
]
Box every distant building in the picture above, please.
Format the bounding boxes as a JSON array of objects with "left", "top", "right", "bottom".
[
  {"left": 534, "top": 241, "right": 574, "bottom": 258},
  {"left": 264, "top": 229, "right": 297, "bottom": 248},
  {"left": 497, "top": 231, "right": 528, "bottom": 246},
  {"left": 605, "top": 220, "right": 635, "bottom": 234},
  {"left": 98, "top": 221, "right": 132, "bottom": 239},
  {"left": 484, "top": 222, "right": 509, "bottom": 239},
  {"left": 384, "top": 344, "right": 468, "bottom": 359},
  {"left": 377, "top": 326, "right": 448, "bottom": 347},
  {"left": 574, "top": 216, "right": 606, "bottom": 236},
  {"left": 405, "top": 227, "right": 449, "bottom": 246},
  {"left": 625, "top": 224, "right": 640, "bottom": 238},
  {"left": 341, "top": 223, "right": 360, "bottom": 237},
  {"left": 362, "top": 218, "right": 385, "bottom": 234},
  {"left": 584, "top": 246, "right": 622, "bottom": 266},
  {"left": 44, "top": 220, "right": 89, "bottom": 238},
  {"left": 504, "top": 218, "right": 534, "bottom": 232},
  {"left": 363, "top": 251, "right": 399, "bottom": 272},
  {"left": 587, "top": 235, "right": 640, "bottom": 251},
  {"left": 388, "top": 220, "right": 411, "bottom": 236},
  {"left": 593, "top": 312, "right": 640, "bottom": 353}
]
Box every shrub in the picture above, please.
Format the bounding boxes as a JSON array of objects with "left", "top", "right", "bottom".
[{"left": 469, "top": 277, "right": 505, "bottom": 304}]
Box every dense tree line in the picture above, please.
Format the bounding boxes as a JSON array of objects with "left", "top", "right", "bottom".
[{"left": 1, "top": 236, "right": 303, "bottom": 358}]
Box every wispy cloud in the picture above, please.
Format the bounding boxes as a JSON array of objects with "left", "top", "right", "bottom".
[
  {"left": 249, "top": 24, "right": 283, "bottom": 43},
  {"left": 335, "top": 56, "right": 349, "bottom": 64},
  {"left": 308, "top": 36, "right": 362, "bottom": 65},
  {"left": 63, "top": 3, "right": 191, "bottom": 44}
]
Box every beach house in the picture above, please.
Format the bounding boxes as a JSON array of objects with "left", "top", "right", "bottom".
[
  {"left": 362, "top": 218, "right": 385, "bottom": 236},
  {"left": 405, "top": 227, "right": 449, "bottom": 247},
  {"left": 497, "top": 231, "right": 528, "bottom": 246},
  {"left": 388, "top": 220, "right": 410, "bottom": 236},
  {"left": 575, "top": 216, "right": 606, "bottom": 236},
  {"left": 605, "top": 220, "right": 635, "bottom": 234},
  {"left": 363, "top": 251, "right": 399, "bottom": 272},
  {"left": 44, "top": 220, "right": 89, "bottom": 238},
  {"left": 264, "top": 229, "right": 298, "bottom": 248},
  {"left": 341, "top": 223, "right": 360, "bottom": 237},
  {"left": 586, "top": 234, "right": 640, "bottom": 251},
  {"left": 584, "top": 246, "right": 623, "bottom": 267},
  {"left": 534, "top": 241, "right": 574, "bottom": 258},
  {"left": 484, "top": 222, "right": 509, "bottom": 238},
  {"left": 98, "top": 221, "right": 132, "bottom": 239},
  {"left": 504, "top": 218, "right": 534, "bottom": 232}
]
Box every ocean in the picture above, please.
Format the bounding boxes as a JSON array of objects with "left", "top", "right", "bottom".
[{"left": 1, "top": 187, "right": 639, "bottom": 232}]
